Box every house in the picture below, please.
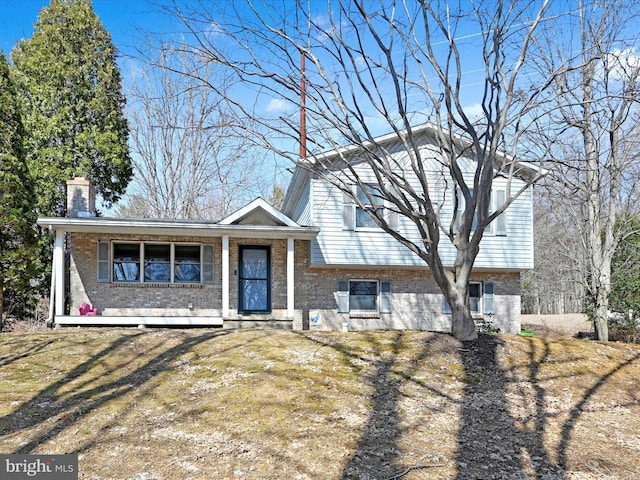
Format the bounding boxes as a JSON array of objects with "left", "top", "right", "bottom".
[{"left": 38, "top": 125, "right": 535, "bottom": 333}]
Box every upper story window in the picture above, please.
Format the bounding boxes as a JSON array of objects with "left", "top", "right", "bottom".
[
  {"left": 453, "top": 187, "right": 507, "bottom": 236},
  {"left": 99, "top": 241, "right": 214, "bottom": 285},
  {"left": 356, "top": 184, "right": 383, "bottom": 229},
  {"left": 343, "top": 184, "right": 397, "bottom": 231}
]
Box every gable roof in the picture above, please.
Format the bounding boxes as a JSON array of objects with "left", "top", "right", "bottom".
[
  {"left": 37, "top": 198, "right": 318, "bottom": 240},
  {"left": 219, "top": 198, "right": 300, "bottom": 227},
  {"left": 281, "top": 122, "right": 545, "bottom": 216}
]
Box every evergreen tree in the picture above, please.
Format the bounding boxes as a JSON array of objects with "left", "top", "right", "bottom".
[
  {"left": 11, "top": 0, "right": 132, "bottom": 215},
  {"left": 0, "top": 51, "right": 36, "bottom": 328}
]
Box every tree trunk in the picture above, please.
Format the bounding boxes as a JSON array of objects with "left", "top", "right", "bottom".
[
  {"left": 451, "top": 307, "right": 478, "bottom": 341},
  {"left": 0, "top": 270, "right": 4, "bottom": 331},
  {"left": 449, "top": 285, "right": 478, "bottom": 341},
  {"left": 592, "top": 261, "right": 612, "bottom": 341},
  {"left": 594, "top": 298, "right": 609, "bottom": 342}
]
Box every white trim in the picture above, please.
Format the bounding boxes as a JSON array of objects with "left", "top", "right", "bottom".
[
  {"left": 287, "top": 237, "right": 295, "bottom": 318},
  {"left": 348, "top": 279, "right": 380, "bottom": 314},
  {"left": 54, "top": 230, "right": 65, "bottom": 317},
  {"left": 219, "top": 197, "right": 300, "bottom": 227},
  {"left": 54, "top": 316, "right": 223, "bottom": 327},
  {"left": 36, "top": 217, "right": 319, "bottom": 240},
  {"left": 222, "top": 235, "right": 230, "bottom": 317},
  {"left": 469, "top": 281, "right": 483, "bottom": 315},
  {"left": 308, "top": 122, "right": 546, "bottom": 178},
  {"left": 110, "top": 241, "right": 204, "bottom": 285}
]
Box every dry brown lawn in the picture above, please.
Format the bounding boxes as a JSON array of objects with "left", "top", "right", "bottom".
[{"left": 0, "top": 325, "right": 639, "bottom": 479}]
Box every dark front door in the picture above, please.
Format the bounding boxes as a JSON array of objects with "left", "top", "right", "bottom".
[{"left": 238, "top": 246, "right": 271, "bottom": 314}]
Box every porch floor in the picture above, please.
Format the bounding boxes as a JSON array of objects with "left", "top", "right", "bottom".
[{"left": 54, "top": 316, "right": 224, "bottom": 327}]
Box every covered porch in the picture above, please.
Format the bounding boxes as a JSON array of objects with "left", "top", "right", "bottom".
[{"left": 38, "top": 198, "right": 319, "bottom": 329}]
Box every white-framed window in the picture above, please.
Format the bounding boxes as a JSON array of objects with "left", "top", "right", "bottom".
[
  {"left": 453, "top": 187, "right": 507, "bottom": 235},
  {"left": 343, "top": 184, "right": 398, "bottom": 231},
  {"left": 442, "top": 281, "right": 495, "bottom": 315},
  {"left": 144, "top": 244, "right": 171, "bottom": 282},
  {"left": 492, "top": 189, "right": 507, "bottom": 236},
  {"left": 469, "top": 282, "right": 482, "bottom": 314},
  {"left": 455, "top": 187, "right": 479, "bottom": 233},
  {"left": 112, "top": 242, "right": 141, "bottom": 282},
  {"left": 356, "top": 184, "right": 383, "bottom": 229},
  {"left": 337, "top": 279, "right": 392, "bottom": 314},
  {"left": 98, "top": 241, "right": 214, "bottom": 285},
  {"left": 175, "top": 245, "right": 203, "bottom": 283}
]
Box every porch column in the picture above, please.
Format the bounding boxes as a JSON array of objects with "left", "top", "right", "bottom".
[
  {"left": 54, "top": 230, "right": 65, "bottom": 317},
  {"left": 287, "top": 237, "right": 295, "bottom": 318},
  {"left": 222, "top": 235, "right": 229, "bottom": 317}
]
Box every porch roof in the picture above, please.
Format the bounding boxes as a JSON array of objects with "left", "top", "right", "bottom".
[{"left": 36, "top": 216, "right": 320, "bottom": 240}]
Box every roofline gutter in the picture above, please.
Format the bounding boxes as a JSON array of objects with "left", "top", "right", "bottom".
[{"left": 36, "top": 217, "right": 320, "bottom": 240}]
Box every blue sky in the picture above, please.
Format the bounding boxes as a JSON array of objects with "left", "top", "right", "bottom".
[
  {"left": 1, "top": 1, "right": 596, "bottom": 207},
  {"left": 0, "top": 0, "right": 159, "bottom": 60}
]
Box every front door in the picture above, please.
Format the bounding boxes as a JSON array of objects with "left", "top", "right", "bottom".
[{"left": 238, "top": 246, "right": 271, "bottom": 314}]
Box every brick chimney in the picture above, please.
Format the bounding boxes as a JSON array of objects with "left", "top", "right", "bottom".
[{"left": 66, "top": 177, "right": 96, "bottom": 217}]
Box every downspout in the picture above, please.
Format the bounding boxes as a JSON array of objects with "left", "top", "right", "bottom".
[{"left": 46, "top": 256, "right": 56, "bottom": 327}]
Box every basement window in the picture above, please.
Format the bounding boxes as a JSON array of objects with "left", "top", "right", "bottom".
[{"left": 337, "top": 279, "right": 392, "bottom": 315}]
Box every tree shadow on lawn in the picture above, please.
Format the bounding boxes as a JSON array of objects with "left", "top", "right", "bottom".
[
  {"left": 455, "top": 334, "right": 640, "bottom": 480},
  {"left": 0, "top": 337, "right": 59, "bottom": 368},
  {"left": 0, "top": 329, "right": 232, "bottom": 454},
  {"left": 304, "top": 331, "right": 456, "bottom": 480}
]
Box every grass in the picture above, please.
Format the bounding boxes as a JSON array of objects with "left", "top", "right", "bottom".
[{"left": 1, "top": 328, "right": 639, "bottom": 479}]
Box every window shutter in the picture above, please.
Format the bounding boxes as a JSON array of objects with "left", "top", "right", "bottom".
[
  {"left": 343, "top": 189, "right": 355, "bottom": 230},
  {"left": 385, "top": 184, "right": 399, "bottom": 230},
  {"left": 97, "top": 241, "right": 110, "bottom": 282},
  {"left": 442, "top": 295, "right": 452, "bottom": 314},
  {"left": 337, "top": 279, "right": 349, "bottom": 313},
  {"left": 202, "top": 244, "right": 214, "bottom": 284},
  {"left": 389, "top": 209, "right": 399, "bottom": 230},
  {"left": 483, "top": 281, "right": 495, "bottom": 314},
  {"left": 454, "top": 187, "right": 462, "bottom": 234},
  {"left": 380, "top": 280, "right": 392, "bottom": 313},
  {"left": 495, "top": 190, "right": 507, "bottom": 236}
]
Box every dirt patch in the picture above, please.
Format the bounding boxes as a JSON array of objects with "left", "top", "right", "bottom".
[
  {"left": 0, "top": 328, "right": 639, "bottom": 479},
  {"left": 522, "top": 313, "right": 593, "bottom": 339}
]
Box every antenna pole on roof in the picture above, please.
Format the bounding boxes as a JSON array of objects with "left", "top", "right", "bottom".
[{"left": 299, "top": 48, "right": 307, "bottom": 160}]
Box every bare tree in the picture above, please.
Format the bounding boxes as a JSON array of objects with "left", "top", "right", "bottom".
[
  {"left": 530, "top": 0, "right": 640, "bottom": 340},
  {"left": 161, "top": 0, "right": 553, "bottom": 340},
  {"left": 123, "top": 47, "right": 268, "bottom": 220},
  {"left": 522, "top": 191, "right": 586, "bottom": 315}
]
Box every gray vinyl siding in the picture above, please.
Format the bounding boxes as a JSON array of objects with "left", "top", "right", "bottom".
[
  {"left": 309, "top": 166, "right": 534, "bottom": 271},
  {"left": 311, "top": 179, "right": 424, "bottom": 265},
  {"left": 291, "top": 181, "right": 312, "bottom": 226}
]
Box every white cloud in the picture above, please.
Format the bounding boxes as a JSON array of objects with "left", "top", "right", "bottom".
[
  {"left": 611, "top": 47, "right": 640, "bottom": 75},
  {"left": 265, "top": 98, "right": 291, "bottom": 114},
  {"left": 204, "top": 21, "right": 223, "bottom": 39},
  {"left": 462, "top": 102, "right": 484, "bottom": 122},
  {"left": 597, "top": 47, "right": 640, "bottom": 82}
]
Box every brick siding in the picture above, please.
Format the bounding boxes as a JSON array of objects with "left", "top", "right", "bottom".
[{"left": 69, "top": 233, "right": 521, "bottom": 333}]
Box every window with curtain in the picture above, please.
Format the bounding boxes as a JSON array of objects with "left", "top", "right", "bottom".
[
  {"left": 113, "top": 243, "right": 140, "bottom": 282},
  {"left": 104, "top": 242, "right": 213, "bottom": 284}
]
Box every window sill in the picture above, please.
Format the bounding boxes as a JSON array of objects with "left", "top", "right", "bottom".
[
  {"left": 349, "top": 312, "right": 380, "bottom": 319},
  {"left": 111, "top": 282, "right": 204, "bottom": 289}
]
